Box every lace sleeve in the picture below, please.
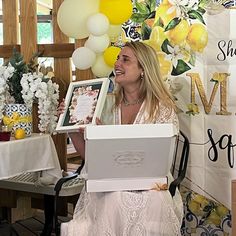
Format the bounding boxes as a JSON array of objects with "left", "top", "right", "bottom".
[{"left": 155, "top": 103, "right": 179, "bottom": 131}]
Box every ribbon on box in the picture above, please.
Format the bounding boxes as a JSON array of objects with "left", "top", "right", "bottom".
[
  {"left": 151, "top": 183, "right": 168, "bottom": 191},
  {"left": 2, "top": 112, "right": 32, "bottom": 127}
]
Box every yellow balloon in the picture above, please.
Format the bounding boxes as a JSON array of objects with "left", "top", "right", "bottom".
[
  {"left": 103, "top": 46, "right": 121, "bottom": 67},
  {"left": 100, "top": 0, "right": 133, "bottom": 25}
]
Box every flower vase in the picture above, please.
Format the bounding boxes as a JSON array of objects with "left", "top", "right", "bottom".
[{"left": 3, "top": 104, "right": 32, "bottom": 136}]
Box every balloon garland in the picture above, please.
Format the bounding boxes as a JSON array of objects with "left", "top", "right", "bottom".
[{"left": 57, "top": 0, "right": 132, "bottom": 77}]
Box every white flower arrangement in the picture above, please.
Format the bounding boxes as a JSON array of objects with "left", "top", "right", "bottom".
[
  {"left": 0, "top": 50, "right": 59, "bottom": 134},
  {"left": 20, "top": 72, "right": 59, "bottom": 133},
  {"left": 0, "top": 64, "right": 15, "bottom": 119}
]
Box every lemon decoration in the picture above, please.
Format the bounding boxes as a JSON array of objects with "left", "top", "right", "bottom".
[
  {"left": 154, "top": 1, "right": 176, "bottom": 27},
  {"left": 14, "top": 128, "right": 26, "bottom": 140},
  {"left": 186, "top": 23, "right": 208, "bottom": 52},
  {"left": 193, "top": 194, "right": 209, "bottom": 205},
  {"left": 144, "top": 26, "right": 167, "bottom": 52},
  {"left": 186, "top": 103, "right": 200, "bottom": 115},
  {"left": 188, "top": 200, "right": 202, "bottom": 216},
  {"left": 167, "top": 19, "right": 190, "bottom": 45},
  {"left": 215, "top": 205, "right": 229, "bottom": 218},
  {"left": 211, "top": 72, "right": 227, "bottom": 83},
  {"left": 179, "top": 43, "right": 191, "bottom": 62},
  {"left": 157, "top": 53, "right": 172, "bottom": 79},
  {"left": 206, "top": 211, "right": 221, "bottom": 226}
]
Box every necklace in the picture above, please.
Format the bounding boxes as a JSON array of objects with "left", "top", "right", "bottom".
[{"left": 123, "top": 97, "right": 143, "bottom": 106}]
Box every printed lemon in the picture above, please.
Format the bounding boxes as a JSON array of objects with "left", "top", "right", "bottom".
[
  {"left": 212, "top": 72, "right": 227, "bottom": 83},
  {"left": 151, "top": 26, "right": 167, "bottom": 51},
  {"left": 193, "top": 194, "right": 207, "bottom": 204},
  {"left": 143, "top": 26, "right": 167, "bottom": 52},
  {"left": 206, "top": 211, "right": 221, "bottom": 226},
  {"left": 154, "top": 1, "right": 176, "bottom": 27},
  {"left": 157, "top": 53, "right": 172, "bottom": 79},
  {"left": 216, "top": 205, "right": 229, "bottom": 218},
  {"left": 188, "top": 200, "right": 201, "bottom": 215},
  {"left": 166, "top": 19, "right": 190, "bottom": 45},
  {"left": 186, "top": 23, "right": 208, "bottom": 53},
  {"left": 144, "top": 18, "right": 155, "bottom": 28},
  {"left": 14, "top": 128, "right": 26, "bottom": 140}
]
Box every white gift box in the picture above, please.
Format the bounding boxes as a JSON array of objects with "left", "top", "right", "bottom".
[{"left": 84, "top": 124, "right": 178, "bottom": 192}]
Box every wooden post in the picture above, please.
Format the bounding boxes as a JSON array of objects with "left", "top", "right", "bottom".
[
  {"left": 52, "top": 0, "right": 70, "bottom": 171},
  {"left": 19, "top": 0, "right": 39, "bottom": 133},
  {"left": 0, "top": 0, "right": 19, "bottom": 216},
  {"left": 53, "top": 0, "right": 72, "bottom": 100},
  {"left": 2, "top": 0, "right": 19, "bottom": 45},
  {"left": 19, "top": 0, "right": 37, "bottom": 62}
]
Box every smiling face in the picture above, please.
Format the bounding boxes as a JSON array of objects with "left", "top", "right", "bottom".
[{"left": 114, "top": 46, "right": 143, "bottom": 88}]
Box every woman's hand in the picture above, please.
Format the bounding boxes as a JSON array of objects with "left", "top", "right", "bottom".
[
  {"left": 78, "top": 127, "right": 85, "bottom": 137},
  {"left": 96, "top": 117, "right": 103, "bottom": 125},
  {"left": 68, "top": 131, "right": 85, "bottom": 159},
  {"left": 57, "top": 99, "right": 65, "bottom": 117}
]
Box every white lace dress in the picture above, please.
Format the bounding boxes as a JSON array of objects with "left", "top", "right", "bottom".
[{"left": 61, "top": 99, "right": 183, "bottom": 236}]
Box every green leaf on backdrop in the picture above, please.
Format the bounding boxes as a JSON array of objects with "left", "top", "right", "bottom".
[
  {"left": 141, "top": 22, "right": 152, "bottom": 40},
  {"left": 171, "top": 60, "right": 191, "bottom": 76},
  {"left": 135, "top": 2, "right": 149, "bottom": 14},
  {"left": 165, "top": 17, "right": 181, "bottom": 32},
  {"left": 153, "top": 17, "right": 164, "bottom": 28},
  {"left": 188, "top": 10, "right": 205, "bottom": 24},
  {"left": 146, "top": 0, "right": 157, "bottom": 13},
  {"left": 131, "top": 13, "right": 150, "bottom": 23},
  {"left": 161, "top": 39, "right": 172, "bottom": 55}
]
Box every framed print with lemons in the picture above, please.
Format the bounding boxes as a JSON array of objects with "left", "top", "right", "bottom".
[{"left": 56, "top": 78, "right": 109, "bottom": 133}]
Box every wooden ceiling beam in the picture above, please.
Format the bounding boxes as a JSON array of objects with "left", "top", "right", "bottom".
[{"left": 0, "top": 43, "right": 75, "bottom": 58}]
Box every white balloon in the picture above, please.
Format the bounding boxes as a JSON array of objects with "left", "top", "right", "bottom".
[
  {"left": 72, "top": 47, "right": 96, "bottom": 70},
  {"left": 91, "top": 54, "right": 113, "bottom": 77},
  {"left": 87, "top": 13, "right": 109, "bottom": 36},
  {"left": 85, "top": 34, "right": 110, "bottom": 53},
  {"left": 57, "top": 0, "right": 99, "bottom": 39},
  {"left": 107, "top": 24, "right": 122, "bottom": 42}
]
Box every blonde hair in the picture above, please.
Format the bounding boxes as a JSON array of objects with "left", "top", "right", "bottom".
[{"left": 115, "top": 41, "right": 176, "bottom": 122}]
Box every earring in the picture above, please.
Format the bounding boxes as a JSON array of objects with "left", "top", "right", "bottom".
[{"left": 141, "top": 72, "right": 144, "bottom": 80}]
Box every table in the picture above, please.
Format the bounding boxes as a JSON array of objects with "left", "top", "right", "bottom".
[{"left": 0, "top": 133, "right": 62, "bottom": 185}]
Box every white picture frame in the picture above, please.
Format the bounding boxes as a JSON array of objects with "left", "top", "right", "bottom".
[{"left": 56, "top": 78, "right": 109, "bottom": 133}]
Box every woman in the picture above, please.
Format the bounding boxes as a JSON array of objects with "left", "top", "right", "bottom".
[{"left": 61, "top": 41, "right": 183, "bottom": 236}]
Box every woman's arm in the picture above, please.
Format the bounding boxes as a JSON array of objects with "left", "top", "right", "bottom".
[
  {"left": 57, "top": 100, "right": 86, "bottom": 159},
  {"left": 58, "top": 99, "right": 106, "bottom": 160},
  {"left": 68, "top": 131, "right": 85, "bottom": 160},
  {"left": 68, "top": 118, "right": 103, "bottom": 160}
]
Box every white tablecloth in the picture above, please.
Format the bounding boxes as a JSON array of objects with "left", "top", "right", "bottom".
[{"left": 0, "top": 133, "right": 62, "bottom": 184}]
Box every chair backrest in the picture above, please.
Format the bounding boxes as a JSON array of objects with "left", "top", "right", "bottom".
[{"left": 169, "top": 131, "right": 190, "bottom": 197}]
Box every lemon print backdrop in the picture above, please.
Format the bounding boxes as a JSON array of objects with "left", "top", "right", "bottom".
[
  {"left": 123, "top": 0, "right": 236, "bottom": 235},
  {"left": 56, "top": 0, "right": 235, "bottom": 234}
]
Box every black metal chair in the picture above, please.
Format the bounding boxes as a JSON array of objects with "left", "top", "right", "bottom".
[
  {"left": 169, "top": 131, "right": 190, "bottom": 197},
  {"left": 0, "top": 131, "right": 189, "bottom": 236},
  {"left": 49, "top": 130, "right": 190, "bottom": 235},
  {"left": 47, "top": 131, "right": 190, "bottom": 235},
  {"left": 41, "top": 160, "right": 85, "bottom": 236},
  {"left": 0, "top": 161, "right": 85, "bottom": 236}
]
